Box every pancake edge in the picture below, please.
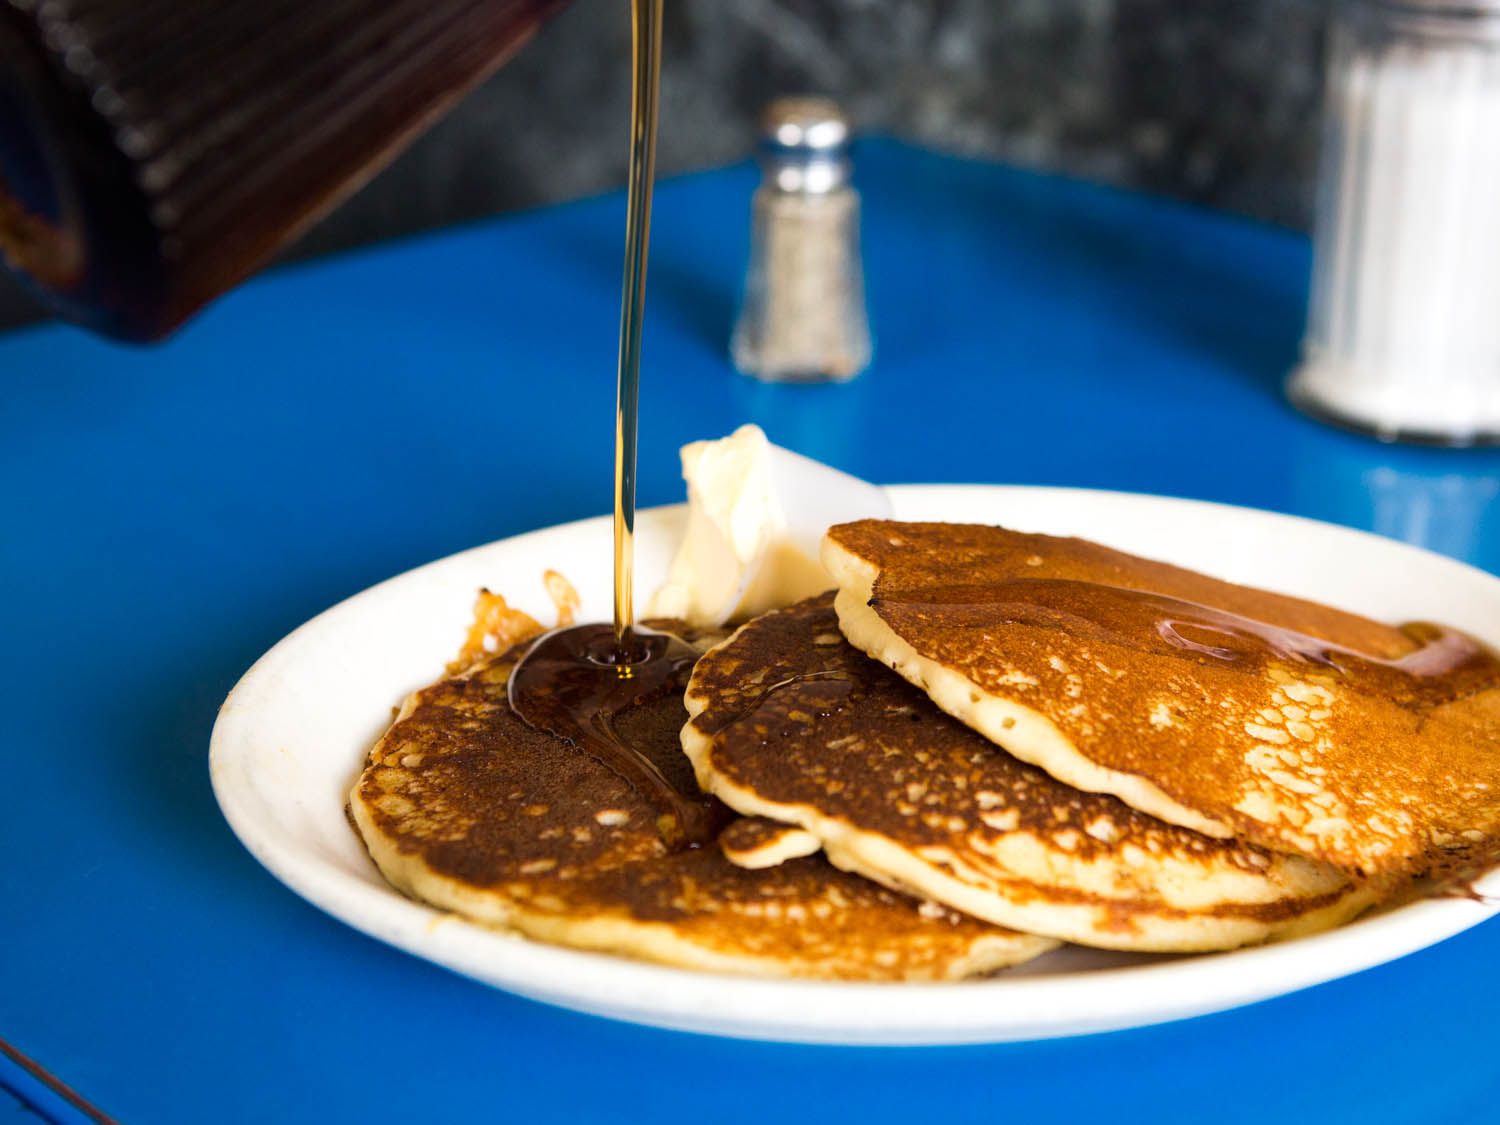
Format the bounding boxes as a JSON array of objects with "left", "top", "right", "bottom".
[
  {"left": 719, "top": 823, "right": 824, "bottom": 869},
  {"left": 822, "top": 533, "right": 1236, "bottom": 840},
  {"left": 680, "top": 708, "right": 1373, "bottom": 953},
  {"left": 350, "top": 692, "right": 1055, "bottom": 982}
]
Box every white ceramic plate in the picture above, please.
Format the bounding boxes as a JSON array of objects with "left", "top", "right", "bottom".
[{"left": 209, "top": 486, "right": 1500, "bottom": 1045}]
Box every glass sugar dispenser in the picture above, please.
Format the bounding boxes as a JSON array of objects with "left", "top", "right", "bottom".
[
  {"left": 1289, "top": 0, "right": 1500, "bottom": 444},
  {"left": 731, "top": 97, "right": 873, "bottom": 383}
]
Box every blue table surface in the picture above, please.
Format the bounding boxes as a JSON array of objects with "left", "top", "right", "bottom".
[{"left": 4, "top": 138, "right": 1499, "bottom": 1124}]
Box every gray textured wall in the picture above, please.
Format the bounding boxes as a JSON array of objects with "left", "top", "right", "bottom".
[{"left": 0, "top": 0, "right": 1333, "bottom": 327}]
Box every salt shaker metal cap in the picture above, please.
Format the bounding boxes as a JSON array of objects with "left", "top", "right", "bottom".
[
  {"left": 731, "top": 96, "right": 872, "bottom": 382},
  {"left": 763, "top": 96, "right": 850, "bottom": 151}
]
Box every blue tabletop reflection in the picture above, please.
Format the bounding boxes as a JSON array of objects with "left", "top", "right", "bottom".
[{"left": 2, "top": 140, "right": 1498, "bottom": 1124}]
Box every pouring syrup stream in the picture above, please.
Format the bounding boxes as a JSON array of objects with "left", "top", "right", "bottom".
[
  {"left": 612, "top": 0, "right": 662, "bottom": 652},
  {"left": 508, "top": 0, "right": 727, "bottom": 849}
]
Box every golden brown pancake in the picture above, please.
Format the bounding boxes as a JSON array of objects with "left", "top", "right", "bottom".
[
  {"left": 717, "top": 817, "right": 822, "bottom": 869},
  {"left": 683, "top": 594, "right": 1371, "bottom": 952},
  {"left": 823, "top": 520, "right": 1500, "bottom": 881},
  {"left": 351, "top": 595, "right": 1053, "bottom": 980}
]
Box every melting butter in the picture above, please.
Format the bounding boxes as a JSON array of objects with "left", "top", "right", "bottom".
[{"left": 647, "top": 424, "right": 890, "bottom": 626}]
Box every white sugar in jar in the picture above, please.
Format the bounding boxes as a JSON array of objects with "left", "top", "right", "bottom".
[{"left": 1289, "top": 0, "right": 1500, "bottom": 444}]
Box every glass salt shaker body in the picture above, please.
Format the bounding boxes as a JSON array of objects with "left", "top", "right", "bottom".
[
  {"left": 1290, "top": 0, "right": 1500, "bottom": 444},
  {"left": 732, "top": 98, "right": 873, "bottom": 383}
]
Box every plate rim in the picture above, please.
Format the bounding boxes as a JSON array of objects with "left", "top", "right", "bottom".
[{"left": 209, "top": 483, "right": 1500, "bottom": 1045}]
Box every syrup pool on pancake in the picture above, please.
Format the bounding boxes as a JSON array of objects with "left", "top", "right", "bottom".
[
  {"left": 350, "top": 582, "right": 1054, "bottom": 979},
  {"left": 823, "top": 520, "right": 1500, "bottom": 883},
  {"left": 683, "top": 593, "right": 1374, "bottom": 953}
]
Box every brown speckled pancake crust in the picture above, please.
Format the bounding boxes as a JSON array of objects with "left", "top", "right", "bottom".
[
  {"left": 718, "top": 817, "right": 822, "bottom": 869},
  {"left": 823, "top": 520, "right": 1500, "bottom": 881},
  {"left": 351, "top": 620, "right": 1052, "bottom": 980},
  {"left": 683, "top": 594, "right": 1372, "bottom": 952}
]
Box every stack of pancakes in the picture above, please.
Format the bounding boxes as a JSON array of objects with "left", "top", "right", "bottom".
[
  {"left": 352, "top": 587, "right": 1054, "bottom": 980},
  {"left": 355, "top": 522, "right": 1500, "bottom": 977}
]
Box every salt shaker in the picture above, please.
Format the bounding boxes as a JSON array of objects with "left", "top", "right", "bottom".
[
  {"left": 1289, "top": 0, "right": 1500, "bottom": 444},
  {"left": 731, "top": 97, "right": 873, "bottom": 383}
]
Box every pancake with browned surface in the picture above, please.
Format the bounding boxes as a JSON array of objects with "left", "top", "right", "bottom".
[
  {"left": 823, "top": 520, "right": 1500, "bottom": 881},
  {"left": 684, "top": 594, "right": 1372, "bottom": 951},
  {"left": 718, "top": 817, "right": 822, "bottom": 870},
  {"left": 351, "top": 594, "right": 1052, "bottom": 980}
]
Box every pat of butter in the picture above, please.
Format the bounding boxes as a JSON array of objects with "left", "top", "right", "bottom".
[{"left": 647, "top": 424, "right": 891, "bottom": 626}]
